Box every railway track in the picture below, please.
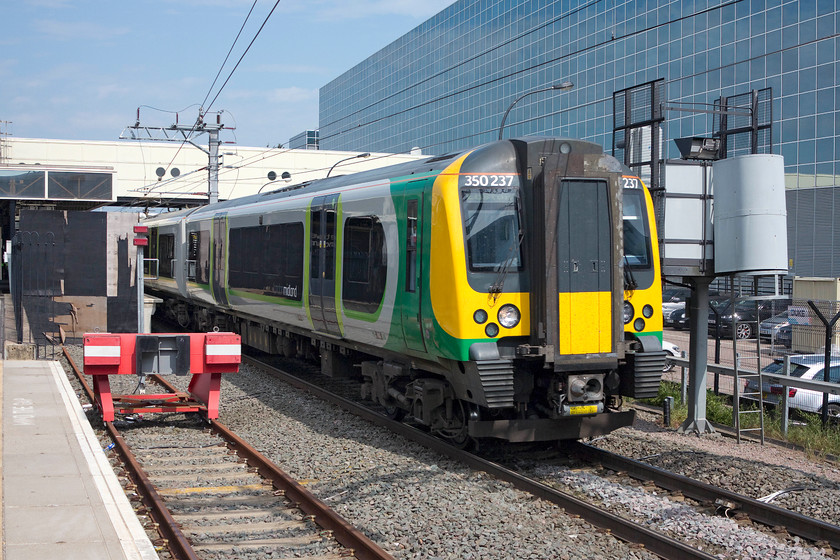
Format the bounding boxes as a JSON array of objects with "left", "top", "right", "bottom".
[
  {"left": 63, "top": 347, "right": 393, "bottom": 560},
  {"left": 239, "top": 354, "right": 715, "bottom": 559},
  {"left": 568, "top": 441, "right": 840, "bottom": 550},
  {"left": 240, "top": 352, "right": 840, "bottom": 559}
]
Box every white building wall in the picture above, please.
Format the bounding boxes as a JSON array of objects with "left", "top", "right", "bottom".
[{"left": 4, "top": 137, "right": 425, "bottom": 203}]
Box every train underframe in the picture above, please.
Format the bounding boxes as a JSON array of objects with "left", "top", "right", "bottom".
[{"left": 154, "top": 293, "right": 657, "bottom": 445}]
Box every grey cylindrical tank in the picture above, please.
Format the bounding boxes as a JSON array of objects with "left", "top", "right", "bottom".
[{"left": 712, "top": 154, "right": 788, "bottom": 275}]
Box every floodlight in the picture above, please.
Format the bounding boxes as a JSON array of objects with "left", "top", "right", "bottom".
[{"left": 674, "top": 137, "right": 721, "bottom": 160}]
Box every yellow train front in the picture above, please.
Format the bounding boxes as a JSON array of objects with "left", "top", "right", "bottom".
[{"left": 382, "top": 137, "right": 665, "bottom": 443}]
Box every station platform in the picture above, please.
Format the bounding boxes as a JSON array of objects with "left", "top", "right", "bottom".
[{"left": 1, "top": 359, "right": 158, "bottom": 560}]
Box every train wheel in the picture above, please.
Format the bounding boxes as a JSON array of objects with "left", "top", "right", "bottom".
[
  {"left": 383, "top": 401, "right": 405, "bottom": 421},
  {"left": 436, "top": 400, "right": 473, "bottom": 449}
]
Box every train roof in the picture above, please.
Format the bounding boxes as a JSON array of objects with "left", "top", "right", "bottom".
[
  {"left": 142, "top": 137, "right": 628, "bottom": 224},
  {"left": 204, "top": 150, "right": 465, "bottom": 213}
]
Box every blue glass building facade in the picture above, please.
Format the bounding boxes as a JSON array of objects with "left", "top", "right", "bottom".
[
  {"left": 319, "top": 0, "right": 840, "bottom": 277},
  {"left": 288, "top": 129, "right": 319, "bottom": 150}
]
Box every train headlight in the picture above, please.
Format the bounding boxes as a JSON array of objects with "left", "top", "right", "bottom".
[
  {"left": 485, "top": 323, "right": 500, "bottom": 337},
  {"left": 623, "top": 301, "right": 634, "bottom": 324},
  {"left": 633, "top": 318, "right": 645, "bottom": 332},
  {"left": 497, "top": 304, "right": 520, "bottom": 328},
  {"left": 643, "top": 304, "right": 654, "bottom": 318},
  {"left": 473, "top": 309, "right": 488, "bottom": 324}
]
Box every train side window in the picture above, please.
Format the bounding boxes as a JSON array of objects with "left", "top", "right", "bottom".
[
  {"left": 146, "top": 228, "right": 158, "bottom": 277},
  {"left": 187, "top": 231, "right": 199, "bottom": 281},
  {"left": 158, "top": 233, "right": 175, "bottom": 278},
  {"left": 406, "top": 199, "right": 418, "bottom": 292},
  {"left": 187, "top": 228, "right": 210, "bottom": 284},
  {"left": 264, "top": 222, "right": 304, "bottom": 300},
  {"left": 228, "top": 228, "right": 243, "bottom": 286},
  {"left": 229, "top": 226, "right": 262, "bottom": 291},
  {"left": 324, "top": 209, "right": 336, "bottom": 281},
  {"left": 198, "top": 228, "right": 210, "bottom": 284},
  {"left": 227, "top": 223, "right": 304, "bottom": 300},
  {"left": 343, "top": 216, "right": 387, "bottom": 313},
  {"left": 310, "top": 209, "right": 321, "bottom": 280},
  {"left": 281, "top": 223, "right": 304, "bottom": 299}
]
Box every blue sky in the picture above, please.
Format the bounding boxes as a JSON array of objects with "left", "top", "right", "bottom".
[{"left": 2, "top": 0, "right": 453, "bottom": 148}]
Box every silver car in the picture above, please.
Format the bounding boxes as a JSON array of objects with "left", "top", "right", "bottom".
[
  {"left": 745, "top": 354, "right": 840, "bottom": 418},
  {"left": 759, "top": 311, "right": 790, "bottom": 347}
]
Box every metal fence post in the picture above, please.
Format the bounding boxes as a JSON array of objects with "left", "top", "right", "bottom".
[
  {"left": 663, "top": 396, "right": 674, "bottom": 428},
  {"left": 780, "top": 355, "right": 790, "bottom": 436},
  {"left": 806, "top": 300, "right": 840, "bottom": 428}
]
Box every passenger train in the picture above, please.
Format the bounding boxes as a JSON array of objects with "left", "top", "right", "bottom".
[{"left": 144, "top": 137, "right": 665, "bottom": 445}]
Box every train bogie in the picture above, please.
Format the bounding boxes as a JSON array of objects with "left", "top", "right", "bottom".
[{"left": 144, "top": 137, "right": 665, "bottom": 444}]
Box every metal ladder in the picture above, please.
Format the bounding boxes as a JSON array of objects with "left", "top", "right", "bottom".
[{"left": 732, "top": 318, "right": 765, "bottom": 444}]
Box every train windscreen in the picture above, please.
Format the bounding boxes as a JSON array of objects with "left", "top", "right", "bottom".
[
  {"left": 461, "top": 188, "right": 522, "bottom": 272},
  {"left": 622, "top": 188, "right": 651, "bottom": 267}
]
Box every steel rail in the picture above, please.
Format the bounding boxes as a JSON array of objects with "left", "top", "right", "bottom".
[
  {"left": 149, "top": 374, "right": 394, "bottom": 560},
  {"left": 103, "top": 421, "right": 200, "bottom": 560},
  {"left": 62, "top": 347, "right": 200, "bottom": 560},
  {"left": 571, "top": 441, "right": 840, "bottom": 549},
  {"left": 243, "top": 355, "right": 717, "bottom": 560},
  {"left": 209, "top": 419, "right": 394, "bottom": 560},
  {"left": 66, "top": 346, "right": 395, "bottom": 560}
]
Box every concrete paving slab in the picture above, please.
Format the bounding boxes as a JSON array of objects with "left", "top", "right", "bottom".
[{"left": 2, "top": 360, "right": 158, "bottom": 560}]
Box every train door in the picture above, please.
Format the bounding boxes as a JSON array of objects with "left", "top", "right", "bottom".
[
  {"left": 212, "top": 214, "right": 229, "bottom": 306},
  {"left": 551, "top": 178, "right": 614, "bottom": 357},
  {"left": 401, "top": 191, "right": 426, "bottom": 351},
  {"left": 308, "top": 195, "right": 341, "bottom": 335}
]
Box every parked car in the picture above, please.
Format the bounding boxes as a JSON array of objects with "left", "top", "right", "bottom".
[
  {"left": 744, "top": 354, "right": 840, "bottom": 418},
  {"left": 662, "top": 287, "right": 691, "bottom": 304},
  {"left": 663, "top": 306, "right": 688, "bottom": 330},
  {"left": 662, "top": 300, "right": 685, "bottom": 317},
  {"left": 759, "top": 311, "right": 791, "bottom": 347},
  {"left": 662, "top": 287, "right": 719, "bottom": 302},
  {"left": 665, "top": 295, "right": 727, "bottom": 330},
  {"left": 775, "top": 324, "right": 792, "bottom": 348},
  {"left": 661, "top": 288, "right": 691, "bottom": 328},
  {"left": 661, "top": 340, "right": 681, "bottom": 372},
  {"left": 708, "top": 298, "right": 791, "bottom": 340}
]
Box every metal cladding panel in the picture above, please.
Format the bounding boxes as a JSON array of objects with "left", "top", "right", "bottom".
[
  {"left": 713, "top": 154, "right": 788, "bottom": 275},
  {"left": 661, "top": 162, "right": 714, "bottom": 276}
]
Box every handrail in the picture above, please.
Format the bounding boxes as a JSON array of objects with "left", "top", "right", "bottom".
[{"left": 665, "top": 356, "right": 840, "bottom": 396}]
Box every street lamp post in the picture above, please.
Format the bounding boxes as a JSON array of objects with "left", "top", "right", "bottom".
[
  {"left": 498, "top": 81, "right": 574, "bottom": 140},
  {"left": 326, "top": 152, "right": 370, "bottom": 177}
]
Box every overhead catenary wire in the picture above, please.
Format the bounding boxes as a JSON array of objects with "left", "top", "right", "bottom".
[
  {"left": 132, "top": 147, "right": 424, "bottom": 209},
  {"left": 203, "top": 0, "right": 282, "bottom": 115},
  {"left": 156, "top": 0, "right": 280, "bottom": 179},
  {"left": 199, "top": 0, "right": 259, "bottom": 112}
]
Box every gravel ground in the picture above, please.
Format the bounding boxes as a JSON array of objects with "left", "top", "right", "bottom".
[
  {"left": 590, "top": 413, "right": 840, "bottom": 525},
  {"left": 62, "top": 346, "right": 840, "bottom": 559}
]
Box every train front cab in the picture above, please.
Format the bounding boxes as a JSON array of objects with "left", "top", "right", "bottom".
[
  {"left": 507, "top": 138, "right": 636, "bottom": 440},
  {"left": 429, "top": 138, "right": 655, "bottom": 442}
]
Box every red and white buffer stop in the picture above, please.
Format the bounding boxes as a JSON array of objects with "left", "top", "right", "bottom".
[{"left": 83, "top": 332, "right": 241, "bottom": 422}]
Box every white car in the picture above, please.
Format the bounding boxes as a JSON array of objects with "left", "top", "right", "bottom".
[
  {"left": 662, "top": 340, "right": 681, "bottom": 372},
  {"left": 745, "top": 354, "right": 840, "bottom": 418}
]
